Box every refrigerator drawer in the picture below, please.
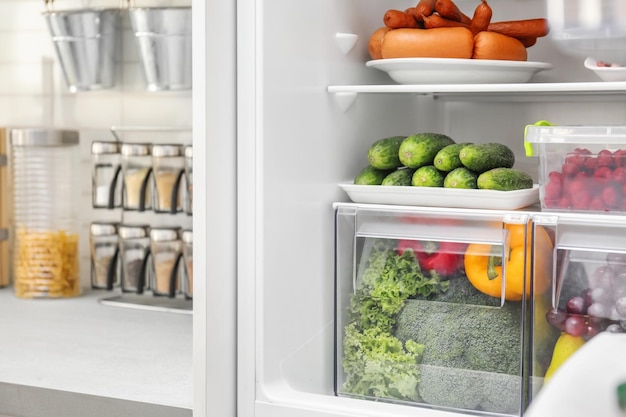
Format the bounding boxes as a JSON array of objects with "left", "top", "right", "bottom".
[
  {"left": 530, "top": 214, "right": 626, "bottom": 402},
  {"left": 334, "top": 204, "right": 546, "bottom": 416}
]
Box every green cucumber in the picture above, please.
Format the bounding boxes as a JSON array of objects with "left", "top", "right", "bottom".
[
  {"left": 477, "top": 168, "right": 534, "bottom": 191},
  {"left": 412, "top": 165, "right": 445, "bottom": 187},
  {"left": 443, "top": 167, "right": 479, "bottom": 189},
  {"left": 399, "top": 133, "right": 456, "bottom": 169},
  {"left": 434, "top": 142, "right": 474, "bottom": 172},
  {"left": 367, "top": 136, "right": 406, "bottom": 170},
  {"left": 382, "top": 168, "right": 415, "bottom": 186},
  {"left": 459, "top": 143, "right": 515, "bottom": 173},
  {"left": 354, "top": 165, "right": 393, "bottom": 185}
]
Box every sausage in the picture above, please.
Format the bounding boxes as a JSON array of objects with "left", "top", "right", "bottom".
[
  {"left": 487, "top": 18, "right": 549, "bottom": 38},
  {"left": 435, "top": 0, "right": 472, "bottom": 25},
  {"left": 472, "top": 31, "right": 528, "bottom": 61},
  {"left": 411, "top": 0, "right": 437, "bottom": 22},
  {"left": 384, "top": 9, "right": 419, "bottom": 29},
  {"left": 470, "top": 0, "right": 492, "bottom": 35},
  {"left": 381, "top": 27, "right": 474, "bottom": 59},
  {"left": 423, "top": 13, "right": 470, "bottom": 29},
  {"left": 368, "top": 27, "right": 391, "bottom": 60},
  {"left": 518, "top": 36, "right": 538, "bottom": 48}
]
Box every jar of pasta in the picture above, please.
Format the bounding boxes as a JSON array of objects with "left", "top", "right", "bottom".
[
  {"left": 120, "top": 143, "right": 152, "bottom": 211},
  {"left": 152, "top": 144, "right": 184, "bottom": 213},
  {"left": 10, "top": 128, "right": 80, "bottom": 298}
]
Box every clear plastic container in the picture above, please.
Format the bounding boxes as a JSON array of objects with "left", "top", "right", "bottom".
[
  {"left": 150, "top": 227, "right": 182, "bottom": 297},
  {"left": 181, "top": 229, "right": 192, "bottom": 299},
  {"left": 90, "top": 222, "right": 119, "bottom": 290},
  {"left": 184, "top": 144, "right": 192, "bottom": 215},
  {"left": 152, "top": 144, "right": 184, "bottom": 213},
  {"left": 91, "top": 141, "right": 121, "bottom": 208},
  {"left": 10, "top": 128, "right": 81, "bottom": 298},
  {"left": 118, "top": 224, "right": 151, "bottom": 293},
  {"left": 525, "top": 125, "right": 626, "bottom": 213},
  {"left": 121, "top": 143, "right": 152, "bottom": 211}
]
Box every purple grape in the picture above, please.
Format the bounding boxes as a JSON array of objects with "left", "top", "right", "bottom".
[
  {"left": 588, "top": 302, "right": 610, "bottom": 318},
  {"left": 591, "top": 287, "right": 612, "bottom": 305},
  {"left": 581, "top": 288, "right": 594, "bottom": 309},
  {"left": 546, "top": 309, "right": 567, "bottom": 330},
  {"left": 606, "top": 323, "right": 623, "bottom": 333},
  {"left": 590, "top": 265, "right": 615, "bottom": 290},
  {"left": 564, "top": 315, "right": 587, "bottom": 337},
  {"left": 566, "top": 296, "right": 587, "bottom": 315},
  {"left": 614, "top": 298, "right": 626, "bottom": 319}
]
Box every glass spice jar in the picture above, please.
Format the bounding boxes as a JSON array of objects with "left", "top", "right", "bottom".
[
  {"left": 181, "top": 229, "right": 192, "bottom": 299},
  {"left": 89, "top": 222, "right": 119, "bottom": 290},
  {"left": 149, "top": 227, "right": 182, "bottom": 297},
  {"left": 91, "top": 141, "right": 121, "bottom": 209},
  {"left": 184, "top": 145, "right": 192, "bottom": 215},
  {"left": 118, "top": 224, "right": 151, "bottom": 294},
  {"left": 152, "top": 144, "right": 184, "bottom": 213},
  {"left": 10, "top": 128, "right": 81, "bottom": 298},
  {"left": 120, "top": 143, "right": 152, "bottom": 211}
]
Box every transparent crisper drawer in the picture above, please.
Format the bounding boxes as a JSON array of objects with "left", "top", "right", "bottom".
[
  {"left": 334, "top": 204, "right": 550, "bottom": 416},
  {"left": 530, "top": 214, "right": 626, "bottom": 402}
]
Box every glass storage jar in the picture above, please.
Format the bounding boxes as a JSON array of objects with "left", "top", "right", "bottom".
[
  {"left": 181, "top": 229, "right": 192, "bottom": 299},
  {"left": 91, "top": 141, "right": 121, "bottom": 209},
  {"left": 121, "top": 143, "right": 152, "bottom": 211},
  {"left": 152, "top": 144, "right": 184, "bottom": 213},
  {"left": 10, "top": 128, "right": 80, "bottom": 298},
  {"left": 90, "top": 222, "right": 119, "bottom": 290},
  {"left": 150, "top": 227, "right": 182, "bottom": 297},
  {"left": 118, "top": 224, "right": 151, "bottom": 294},
  {"left": 184, "top": 145, "right": 192, "bottom": 215}
]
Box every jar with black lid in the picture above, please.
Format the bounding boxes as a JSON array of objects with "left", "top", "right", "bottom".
[
  {"left": 121, "top": 143, "right": 152, "bottom": 211},
  {"left": 90, "top": 222, "right": 119, "bottom": 290},
  {"left": 118, "top": 224, "right": 151, "bottom": 293},
  {"left": 91, "top": 141, "right": 121, "bottom": 209}
]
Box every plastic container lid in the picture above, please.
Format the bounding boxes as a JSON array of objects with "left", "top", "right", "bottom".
[
  {"left": 152, "top": 144, "right": 183, "bottom": 157},
  {"left": 150, "top": 227, "right": 181, "bottom": 242},
  {"left": 525, "top": 125, "right": 626, "bottom": 144},
  {"left": 10, "top": 128, "right": 78, "bottom": 147},
  {"left": 181, "top": 230, "right": 192, "bottom": 243},
  {"left": 184, "top": 145, "right": 192, "bottom": 159},
  {"left": 90, "top": 222, "right": 118, "bottom": 236},
  {"left": 91, "top": 141, "right": 120, "bottom": 155},
  {"left": 118, "top": 224, "right": 150, "bottom": 239},
  {"left": 120, "top": 143, "right": 151, "bottom": 157}
]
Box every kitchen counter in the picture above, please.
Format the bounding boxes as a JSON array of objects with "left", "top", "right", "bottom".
[{"left": 0, "top": 288, "right": 192, "bottom": 417}]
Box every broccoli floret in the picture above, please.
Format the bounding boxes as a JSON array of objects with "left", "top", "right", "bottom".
[
  {"left": 394, "top": 297, "right": 523, "bottom": 413},
  {"left": 426, "top": 275, "right": 501, "bottom": 307}
]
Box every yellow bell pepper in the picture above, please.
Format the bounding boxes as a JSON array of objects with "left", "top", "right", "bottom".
[{"left": 464, "top": 222, "right": 553, "bottom": 301}]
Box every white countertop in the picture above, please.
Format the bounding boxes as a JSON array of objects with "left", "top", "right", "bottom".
[{"left": 0, "top": 288, "right": 192, "bottom": 417}]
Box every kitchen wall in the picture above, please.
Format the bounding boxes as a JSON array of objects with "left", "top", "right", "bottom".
[{"left": 0, "top": 0, "right": 193, "bottom": 287}]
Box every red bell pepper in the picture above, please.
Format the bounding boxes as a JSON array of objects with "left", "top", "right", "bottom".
[{"left": 397, "top": 239, "right": 467, "bottom": 278}]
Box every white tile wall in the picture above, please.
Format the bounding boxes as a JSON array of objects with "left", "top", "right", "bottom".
[{"left": 0, "top": 0, "right": 193, "bottom": 289}]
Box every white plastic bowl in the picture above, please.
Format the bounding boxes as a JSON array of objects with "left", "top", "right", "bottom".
[{"left": 584, "top": 57, "right": 626, "bottom": 82}]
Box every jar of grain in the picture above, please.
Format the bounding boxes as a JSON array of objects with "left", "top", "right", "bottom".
[
  {"left": 120, "top": 143, "right": 152, "bottom": 211},
  {"left": 89, "top": 222, "right": 119, "bottom": 290},
  {"left": 91, "top": 141, "right": 121, "bottom": 209},
  {"left": 149, "top": 227, "right": 182, "bottom": 297},
  {"left": 10, "top": 128, "right": 80, "bottom": 298},
  {"left": 118, "top": 224, "right": 151, "bottom": 294},
  {"left": 184, "top": 145, "right": 192, "bottom": 215},
  {"left": 152, "top": 144, "right": 184, "bottom": 213},
  {"left": 181, "top": 229, "right": 192, "bottom": 299}
]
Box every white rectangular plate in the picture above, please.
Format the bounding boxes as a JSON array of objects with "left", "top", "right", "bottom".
[{"left": 339, "top": 182, "right": 540, "bottom": 210}]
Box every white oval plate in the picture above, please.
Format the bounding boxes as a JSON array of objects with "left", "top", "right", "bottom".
[
  {"left": 366, "top": 58, "right": 553, "bottom": 85},
  {"left": 339, "top": 182, "right": 539, "bottom": 210}
]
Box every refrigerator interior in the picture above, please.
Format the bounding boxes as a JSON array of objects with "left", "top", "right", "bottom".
[{"left": 235, "top": 0, "right": 626, "bottom": 415}]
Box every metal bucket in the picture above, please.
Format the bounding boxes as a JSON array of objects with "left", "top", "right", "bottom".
[
  {"left": 129, "top": 7, "right": 192, "bottom": 92},
  {"left": 43, "top": 8, "right": 120, "bottom": 92}
]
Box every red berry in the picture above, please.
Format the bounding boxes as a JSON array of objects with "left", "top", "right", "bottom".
[
  {"left": 561, "top": 162, "right": 580, "bottom": 177},
  {"left": 614, "top": 167, "right": 626, "bottom": 183},
  {"left": 548, "top": 170, "right": 563, "bottom": 182},
  {"left": 597, "top": 149, "right": 614, "bottom": 168},
  {"left": 589, "top": 197, "right": 606, "bottom": 211},
  {"left": 544, "top": 180, "right": 562, "bottom": 200},
  {"left": 584, "top": 157, "right": 598, "bottom": 172},
  {"left": 557, "top": 196, "right": 570, "bottom": 209},
  {"left": 571, "top": 189, "right": 592, "bottom": 209},
  {"left": 614, "top": 149, "right": 626, "bottom": 167},
  {"left": 601, "top": 185, "right": 621, "bottom": 208}
]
